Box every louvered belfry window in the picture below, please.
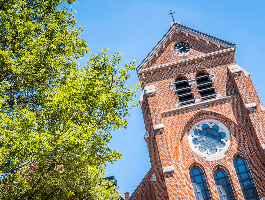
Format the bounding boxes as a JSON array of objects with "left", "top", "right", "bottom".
[
  {"left": 196, "top": 73, "right": 216, "bottom": 100},
  {"left": 233, "top": 156, "right": 259, "bottom": 200},
  {"left": 175, "top": 77, "right": 195, "bottom": 105}
]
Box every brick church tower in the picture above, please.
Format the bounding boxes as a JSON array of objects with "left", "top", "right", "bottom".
[{"left": 129, "top": 21, "right": 265, "bottom": 200}]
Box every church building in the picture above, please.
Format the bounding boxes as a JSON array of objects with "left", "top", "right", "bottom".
[{"left": 128, "top": 21, "right": 265, "bottom": 200}]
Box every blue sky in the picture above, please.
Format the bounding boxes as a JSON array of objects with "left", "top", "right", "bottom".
[{"left": 65, "top": 0, "right": 265, "bottom": 197}]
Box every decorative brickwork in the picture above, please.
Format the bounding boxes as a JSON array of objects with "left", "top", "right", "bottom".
[{"left": 129, "top": 22, "right": 265, "bottom": 200}]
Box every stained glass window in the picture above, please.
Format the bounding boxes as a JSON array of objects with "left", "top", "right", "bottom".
[
  {"left": 189, "top": 120, "right": 230, "bottom": 160},
  {"left": 213, "top": 168, "right": 236, "bottom": 200},
  {"left": 233, "top": 156, "right": 259, "bottom": 200},
  {"left": 189, "top": 166, "right": 211, "bottom": 200}
]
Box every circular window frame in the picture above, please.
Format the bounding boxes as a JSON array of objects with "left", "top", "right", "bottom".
[
  {"left": 188, "top": 119, "right": 231, "bottom": 161},
  {"left": 174, "top": 42, "right": 190, "bottom": 56}
]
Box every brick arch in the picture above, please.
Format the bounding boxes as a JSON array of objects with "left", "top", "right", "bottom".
[
  {"left": 195, "top": 69, "right": 210, "bottom": 76},
  {"left": 212, "top": 163, "right": 232, "bottom": 174},
  {"left": 188, "top": 161, "right": 207, "bottom": 171},
  {"left": 231, "top": 152, "right": 249, "bottom": 161},
  {"left": 175, "top": 74, "right": 189, "bottom": 81},
  {"left": 179, "top": 109, "right": 239, "bottom": 142}
]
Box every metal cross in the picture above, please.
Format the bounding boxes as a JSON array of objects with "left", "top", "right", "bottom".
[{"left": 168, "top": 10, "right": 175, "bottom": 22}]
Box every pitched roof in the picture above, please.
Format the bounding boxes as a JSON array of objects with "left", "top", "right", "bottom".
[
  {"left": 129, "top": 168, "right": 152, "bottom": 200},
  {"left": 136, "top": 22, "right": 236, "bottom": 73}
]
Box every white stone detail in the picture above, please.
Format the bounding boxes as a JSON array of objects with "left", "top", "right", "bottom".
[
  {"left": 144, "top": 131, "right": 149, "bottom": 139},
  {"left": 228, "top": 64, "right": 243, "bottom": 73},
  {"left": 169, "top": 84, "right": 176, "bottom": 89},
  {"left": 189, "top": 80, "right": 196, "bottom": 84},
  {"left": 260, "top": 105, "right": 265, "bottom": 111},
  {"left": 177, "top": 51, "right": 189, "bottom": 57},
  {"left": 188, "top": 119, "right": 231, "bottom": 161},
  {"left": 153, "top": 124, "right": 164, "bottom": 130},
  {"left": 139, "top": 90, "right": 144, "bottom": 103},
  {"left": 163, "top": 165, "right": 174, "bottom": 173},
  {"left": 261, "top": 144, "right": 265, "bottom": 150},
  {"left": 245, "top": 103, "right": 257, "bottom": 109},
  {"left": 244, "top": 70, "right": 250, "bottom": 76},
  {"left": 216, "top": 93, "right": 222, "bottom": 98},
  {"left": 228, "top": 64, "right": 250, "bottom": 76},
  {"left": 144, "top": 85, "right": 156, "bottom": 94},
  {"left": 195, "top": 99, "right": 201, "bottom": 103},
  {"left": 206, "top": 153, "right": 226, "bottom": 161},
  {"left": 150, "top": 173, "right": 156, "bottom": 181},
  {"left": 176, "top": 103, "right": 181, "bottom": 108}
]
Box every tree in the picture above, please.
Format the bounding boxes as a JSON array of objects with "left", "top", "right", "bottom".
[{"left": 0, "top": 0, "right": 137, "bottom": 199}]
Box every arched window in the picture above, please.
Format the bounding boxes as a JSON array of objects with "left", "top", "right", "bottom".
[
  {"left": 175, "top": 77, "right": 194, "bottom": 105},
  {"left": 196, "top": 73, "right": 216, "bottom": 100},
  {"left": 213, "top": 168, "right": 236, "bottom": 200},
  {"left": 233, "top": 156, "right": 259, "bottom": 200},
  {"left": 189, "top": 166, "right": 211, "bottom": 200}
]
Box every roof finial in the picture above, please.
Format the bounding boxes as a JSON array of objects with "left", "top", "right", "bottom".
[{"left": 168, "top": 10, "right": 175, "bottom": 22}]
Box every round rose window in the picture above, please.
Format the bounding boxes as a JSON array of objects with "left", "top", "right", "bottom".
[{"left": 188, "top": 119, "right": 230, "bottom": 160}]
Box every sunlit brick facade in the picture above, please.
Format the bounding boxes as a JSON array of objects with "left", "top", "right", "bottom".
[{"left": 129, "top": 22, "right": 265, "bottom": 200}]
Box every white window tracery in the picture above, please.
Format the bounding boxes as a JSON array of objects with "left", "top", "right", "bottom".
[{"left": 188, "top": 119, "right": 230, "bottom": 161}]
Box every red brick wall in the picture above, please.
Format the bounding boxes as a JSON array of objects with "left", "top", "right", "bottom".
[{"left": 130, "top": 32, "right": 265, "bottom": 200}]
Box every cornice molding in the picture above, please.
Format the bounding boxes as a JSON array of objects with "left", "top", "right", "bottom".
[
  {"left": 161, "top": 94, "right": 237, "bottom": 116},
  {"left": 138, "top": 48, "right": 235, "bottom": 74},
  {"left": 162, "top": 165, "right": 174, "bottom": 173},
  {"left": 172, "top": 22, "right": 236, "bottom": 49}
]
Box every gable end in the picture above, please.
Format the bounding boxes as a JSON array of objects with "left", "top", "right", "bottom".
[{"left": 137, "top": 22, "right": 236, "bottom": 73}]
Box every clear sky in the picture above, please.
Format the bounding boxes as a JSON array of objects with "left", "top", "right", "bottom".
[{"left": 64, "top": 0, "right": 265, "bottom": 198}]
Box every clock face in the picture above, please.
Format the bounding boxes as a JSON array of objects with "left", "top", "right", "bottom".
[{"left": 175, "top": 42, "right": 190, "bottom": 54}]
